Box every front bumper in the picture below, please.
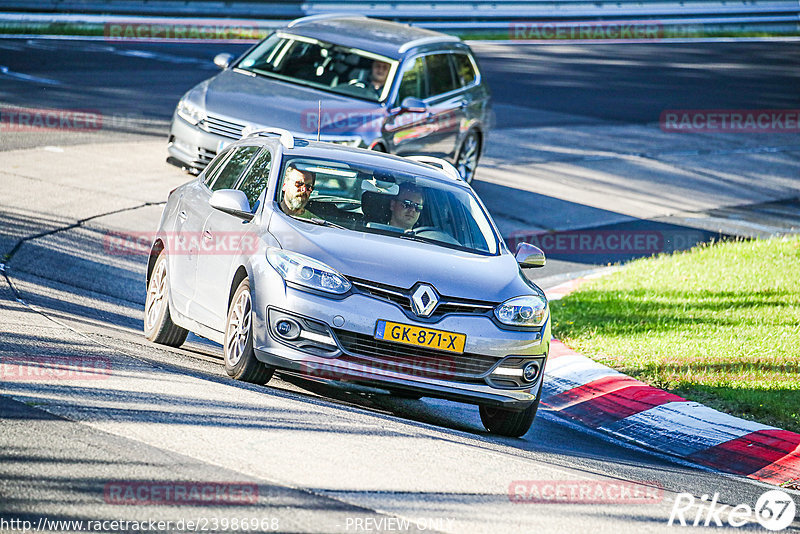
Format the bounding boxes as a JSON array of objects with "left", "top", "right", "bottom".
[
  {"left": 251, "top": 278, "right": 549, "bottom": 409},
  {"left": 167, "top": 113, "right": 227, "bottom": 172}
]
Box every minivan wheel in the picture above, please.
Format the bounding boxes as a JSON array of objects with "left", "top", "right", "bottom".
[
  {"left": 144, "top": 252, "right": 188, "bottom": 347},
  {"left": 479, "top": 397, "right": 539, "bottom": 437},
  {"left": 455, "top": 131, "right": 480, "bottom": 183},
  {"left": 224, "top": 278, "right": 274, "bottom": 385}
]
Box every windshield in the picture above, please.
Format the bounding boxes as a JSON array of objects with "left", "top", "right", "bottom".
[
  {"left": 236, "top": 32, "right": 397, "bottom": 103},
  {"left": 275, "top": 156, "right": 500, "bottom": 255}
]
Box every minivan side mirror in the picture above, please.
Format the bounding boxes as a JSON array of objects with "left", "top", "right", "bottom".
[
  {"left": 214, "top": 53, "right": 234, "bottom": 69},
  {"left": 209, "top": 189, "right": 254, "bottom": 220},
  {"left": 398, "top": 96, "right": 428, "bottom": 114},
  {"left": 515, "top": 242, "right": 546, "bottom": 268}
]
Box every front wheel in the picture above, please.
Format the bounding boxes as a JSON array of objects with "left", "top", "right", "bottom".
[
  {"left": 455, "top": 131, "right": 480, "bottom": 184},
  {"left": 144, "top": 252, "right": 188, "bottom": 347},
  {"left": 224, "top": 278, "right": 274, "bottom": 385},
  {"left": 479, "top": 398, "right": 539, "bottom": 437}
]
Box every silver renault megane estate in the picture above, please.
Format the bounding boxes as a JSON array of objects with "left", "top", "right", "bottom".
[{"left": 146, "top": 129, "right": 549, "bottom": 437}]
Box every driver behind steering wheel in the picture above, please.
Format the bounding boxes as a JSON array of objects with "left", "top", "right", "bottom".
[{"left": 389, "top": 182, "right": 424, "bottom": 230}]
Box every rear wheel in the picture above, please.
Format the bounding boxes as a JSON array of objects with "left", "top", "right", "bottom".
[
  {"left": 479, "top": 397, "right": 539, "bottom": 437},
  {"left": 455, "top": 131, "right": 480, "bottom": 183},
  {"left": 144, "top": 252, "right": 188, "bottom": 347},
  {"left": 224, "top": 278, "right": 274, "bottom": 385}
]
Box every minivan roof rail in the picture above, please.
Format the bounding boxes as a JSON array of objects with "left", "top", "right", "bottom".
[
  {"left": 244, "top": 127, "right": 295, "bottom": 149},
  {"left": 407, "top": 155, "right": 463, "bottom": 182},
  {"left": 398, "top": 35, "right": 460, "bottom": 54},
  {"left": 287, "top": 14, "right": 368, "bottom": 28}
]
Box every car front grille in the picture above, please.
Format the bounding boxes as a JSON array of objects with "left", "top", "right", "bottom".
[
  {"left": 347, "top": 276, "right": 495, "bottom": 319},
  {"left": 333, "top": 329, "right": 499, "bottom": 382},
  {"left": 201, "top": 114, "right": 246, "bottom": 139}
]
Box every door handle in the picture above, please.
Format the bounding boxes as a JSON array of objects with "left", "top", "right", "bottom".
[
  {"left": 178, "top": 210, "right": 187, "bottom": 222},
  {"left": 203, "top": 229, "right": 213, "bottom": 240}
]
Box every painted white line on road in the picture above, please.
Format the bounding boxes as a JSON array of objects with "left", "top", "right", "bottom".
[{"left": 0, "top": 65, "right": 61, "bottom": 85}]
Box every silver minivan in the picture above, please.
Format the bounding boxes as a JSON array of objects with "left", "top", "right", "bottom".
[
  {"left": 167, "top": 15, "right": 491, "bottom": 183},
  {"left": 147, "top": 131, "right": 547, "bottom": 437}
]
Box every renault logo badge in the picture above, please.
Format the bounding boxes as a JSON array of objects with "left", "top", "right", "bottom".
[{"left": 411, "top": 284, "right": 439, "bottom": 317}]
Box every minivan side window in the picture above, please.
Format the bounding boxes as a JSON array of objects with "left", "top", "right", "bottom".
[
  {"left": 452, "top": 53, "right": 477, "bottom": 87},
  {"left": 397, "top": 56, "right": 426, "bottom": 102},
  {"left": 209, "top": 146, "right": 261, "bottom": 191},
  {"left": 425, "top": 53, "right": 458, "bottom": 97}
]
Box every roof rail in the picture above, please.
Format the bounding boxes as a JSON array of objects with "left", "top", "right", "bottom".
[
  {"left": 407, "top": 156, "right": 463, "bottom": 182},
  {"left": 243, "top": 127, "right": 295, "bottom": 149},
  {"left": 287, "top": 13, "right": 368, "bottom": 28},
  {"left": 398, "top": 35, "right": 461, "bottom": 54}
]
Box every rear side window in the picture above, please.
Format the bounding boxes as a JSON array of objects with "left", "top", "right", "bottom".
[
  {"left": 397, "top": 56, "right": 426, "bottom": 102},
  {"left": 452, "top": 53, "right": 477, "bottom": 87},
  {"left": 210, "top": 146, "right": 261, "bottom": 191},
  {"left": 425, "top": 53, "right": 457, "bottom": 97},
  {"left": 236, "top": 148, "right": 272, "bottom": 212}
]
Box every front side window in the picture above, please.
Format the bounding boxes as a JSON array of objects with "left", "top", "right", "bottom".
[
  {"left": 397, "top": 56, "right": 427, "bottom": 102},
  {"left": 274, "top": 157, "right": 499, "bottom": 255},
  {"left": 236, "top": 32, "right": 397, "bottom": 103},
  {"left": 210, "top": 146, "right": 261, "bottom": 192}
]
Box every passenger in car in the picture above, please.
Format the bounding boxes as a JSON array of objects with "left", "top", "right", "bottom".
[
  {"left": 280, "top": 165, "right": 318, "bottom": 219},
  {"left": 388, "top": 183, "right": 424, "bottom": 230}
]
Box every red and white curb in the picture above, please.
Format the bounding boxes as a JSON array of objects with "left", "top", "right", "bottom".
[{"left": 541, "top": 276, "right": 800, "bottom": 489}]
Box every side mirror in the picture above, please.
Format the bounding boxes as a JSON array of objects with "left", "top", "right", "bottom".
[
  {"left": 209, "top": 190, "right": 254, "bottom": 220},
  {"left": 515, "top": 242, "right": 546, "bottom": 268},
  {"left": 214, "top": 53, "right": 234, "bottom": 69},
  {"left": 398, "top": 96, "right": 428, "bottom": 114}
]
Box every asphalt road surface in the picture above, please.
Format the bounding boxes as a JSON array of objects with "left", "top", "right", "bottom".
[{"left": 1, "top": 37, "right": 798, "bottom": 533}]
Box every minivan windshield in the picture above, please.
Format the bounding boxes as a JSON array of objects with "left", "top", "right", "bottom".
[
  {"left": 275, "top": 157, "right": 499, "bottom": 255},
  {"left": 236, "top": 32, "right": 397, "bottom": 103}
]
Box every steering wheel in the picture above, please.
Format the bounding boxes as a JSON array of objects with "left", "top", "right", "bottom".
[{"left": 348, "top": 80, "right": 366, "bottom": 88}]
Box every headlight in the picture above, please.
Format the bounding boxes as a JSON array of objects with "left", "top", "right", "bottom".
[
  {"left": 176, "top": 98, "right": 206, "bottom": 125},
  {"left": 494, "top": 295, "right": 548, "bottom": 327},
  {"left": 267, "top": 248, "right": 351, "bottom": 295}
]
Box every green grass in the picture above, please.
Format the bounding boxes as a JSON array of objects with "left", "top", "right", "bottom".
[{"left": 551, "top": 236, "right": 800, "bottom": 433}]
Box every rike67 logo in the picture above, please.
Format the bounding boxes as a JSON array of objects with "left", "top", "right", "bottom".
[{"left": 669, "top": 490, "right": 796, "bottom": 531}]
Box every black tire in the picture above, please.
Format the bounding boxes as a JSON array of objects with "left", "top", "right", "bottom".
[
  {"left": 224, "top": 278, "right": 274, "bottom": 385},
  {"left": 455, "top": 130, "right": 481, "bottom": 184},
  {"left": 144, "top": 252, "right": 188, "bottom": 347},
  {"left": 479, "top": 397, "right": 540, "bottom": 437}
]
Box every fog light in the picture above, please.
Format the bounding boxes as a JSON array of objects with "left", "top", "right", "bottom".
[
  {"left": 522, "top": 361, "right": 541, "bottom": 383},
  {"left": 275, "top": 319, "right": 300, "bottom": 340}
]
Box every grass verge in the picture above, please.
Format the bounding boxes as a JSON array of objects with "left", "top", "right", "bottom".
[{"left": 551, "top": 236, "right": 800, "bottom": 433}]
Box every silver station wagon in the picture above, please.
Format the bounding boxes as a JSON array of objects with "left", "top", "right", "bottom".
[
  {"left": 147, "top": 130, "right": 548, "bottom": 437},
  {"left": 167, "top": 14, "right": 491, "bottom": 183}
]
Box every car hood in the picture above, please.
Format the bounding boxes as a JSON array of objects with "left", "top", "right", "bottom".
[
  {"left": 268, "top": 214, "right": 537, "bottom": 302},
  {"left": 203, "top": 69, "right": 385, "bottom": 136}
]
